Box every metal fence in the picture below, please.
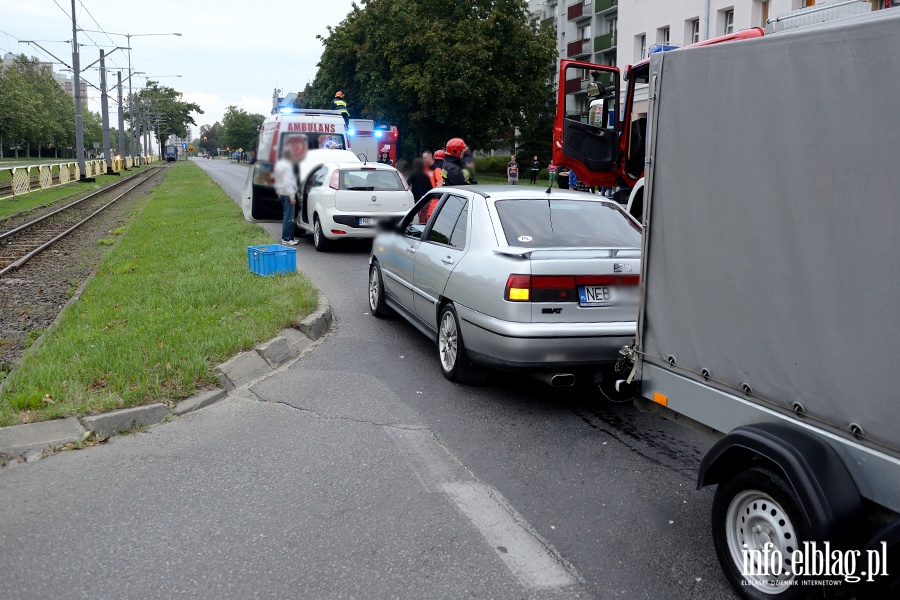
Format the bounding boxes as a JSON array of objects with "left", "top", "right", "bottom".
[{"left": 0, "top": 156, "right": 159, "bottom": 200}]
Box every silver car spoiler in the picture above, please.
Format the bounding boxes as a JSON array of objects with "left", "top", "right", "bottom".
[{"left": 492, "top": 247, "right": 641, "bottom": 259}]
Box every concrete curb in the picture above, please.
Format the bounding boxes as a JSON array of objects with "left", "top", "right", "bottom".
[{"left": 0, "top": 292, "right": 334, "bottom": 466}]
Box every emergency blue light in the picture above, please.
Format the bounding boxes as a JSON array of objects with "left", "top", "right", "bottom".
[
  {"left": 347, "top": 128, "right": 356, "bottom": 136},
  {"left": 374, "top": 130, "right": 383, "bottom": 138},
  {"left": 279, "top": 107, "right": 294, "bottom": 114}
]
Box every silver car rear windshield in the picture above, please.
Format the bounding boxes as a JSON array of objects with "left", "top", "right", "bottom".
[
  {"left": 495, "top": 199, "right": 641, "bottom": 248},
  {"left": 340, "top": 169, "right": 404, "bottom": 191}
]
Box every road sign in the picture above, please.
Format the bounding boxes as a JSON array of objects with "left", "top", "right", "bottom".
[
  {"left": 188, "top": 145, "right": 194, "bottom": 152},
  {"left": 182, "top": 143, "right": 187, "bottom": 150}
]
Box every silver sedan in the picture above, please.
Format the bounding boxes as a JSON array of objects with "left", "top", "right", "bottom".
[{"left": 368, "top": 186, "right": 642, "bottom": 385}]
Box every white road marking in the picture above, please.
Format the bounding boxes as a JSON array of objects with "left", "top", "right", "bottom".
[
  {"left": 442, "top": 481, "right": 579, "bottom": 590},
  {"left": 386, "top": 426, "right": 582, "bottom": 591}
]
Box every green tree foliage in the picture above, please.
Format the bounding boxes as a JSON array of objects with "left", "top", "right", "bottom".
[
  {"left": 133, "top": 81, "right": 203, "bottom": 145},
  {"left": 221, "top": 106, "right": 265, "bottom": 152},
  {"left": 303, "top": 0, "right": 556, "bottom": 155},
  {"left": 199, "top": 122, "right": 225, "bottom": 152}
]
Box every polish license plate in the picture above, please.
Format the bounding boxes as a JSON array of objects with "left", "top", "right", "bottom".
[
  {"left": 358, "top": 217, "right": 376, "bottom": 226},
  {"left": 578, "top": 285, "right": 614, "bottom": 307}
]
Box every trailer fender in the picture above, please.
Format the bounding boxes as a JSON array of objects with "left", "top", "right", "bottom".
[{"left": 698, "top": 422, "right": 867, "bottom": 548}]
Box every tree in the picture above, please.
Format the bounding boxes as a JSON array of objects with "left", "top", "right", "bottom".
[
  {"left": 0, "top": 64, "right": 41, "bottom": 159},
  {"left": 199, "top": 122, "right": 225, "bottom": 153},
  {"left": 303, "top": 0, "right": 556, "bottom": 156},
  {"left": 221, "top": 106, "right": 265, "bottom": 152},
  {"left": 133, "top": 81, "right": 202, "bottom": 149}
]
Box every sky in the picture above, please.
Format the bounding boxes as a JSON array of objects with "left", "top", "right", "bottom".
[{"left": 1, "top": 0, "right": 357, "bottom": 134}]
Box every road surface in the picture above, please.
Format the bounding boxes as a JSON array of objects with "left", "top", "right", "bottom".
[{"left": 0, "top": 158, "right": 737, "bottom": 599}]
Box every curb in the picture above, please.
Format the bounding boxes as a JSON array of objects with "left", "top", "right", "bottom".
[{"left": 0, "top": 292, "right": 334, "bottom": 466}]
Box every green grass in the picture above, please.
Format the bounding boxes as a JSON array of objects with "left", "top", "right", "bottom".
[
  {"left": 0, "top": 161, "right": 318, "bottom": 426},
  {"left": 0, "top": 157, "right": 74, "bottom": 166},
  {"left": 0, "top": 167, "right": 149, "bottom": 220}
]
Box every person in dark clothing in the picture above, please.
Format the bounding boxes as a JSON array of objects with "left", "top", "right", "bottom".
[
  {"left": 377, "top": 148, "right": 394, "bottom": 166},
  {"left": 529, "top": 156, "right": 540, "bottom": 184},
  {"left": 461, "top": 153, "right": 477, "bottom": 185},
  {"left": 408, "top": 158, "right": 433, "bottom": 202},
  {"left": 441, "top": 138, "right": 470, "bottom": 186},
  {"left": 332, "top": 91, "right": 350, "bottom": 127},
  {"left": 557, "top": 167, "right": 570, "bottom": 189}
]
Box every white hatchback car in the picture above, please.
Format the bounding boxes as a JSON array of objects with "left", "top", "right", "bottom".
[{"left": 296, "top": 162, "right": 414, "bottom": 251}]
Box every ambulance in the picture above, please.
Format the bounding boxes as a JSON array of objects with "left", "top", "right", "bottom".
[{"left": 242, "top": 109, "right": 353, "bottom": 223}]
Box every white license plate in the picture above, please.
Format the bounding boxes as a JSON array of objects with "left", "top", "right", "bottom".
[
  {"left": 578, "top": 285, "right": 615, "bottom": 307},
  {"left": 358, "top": 217, "right": 376, "bottom": 226}
]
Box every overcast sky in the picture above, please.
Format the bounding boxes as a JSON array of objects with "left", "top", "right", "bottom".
[{"left": 1, "top": 0, "right": 356, "bottom": 133}]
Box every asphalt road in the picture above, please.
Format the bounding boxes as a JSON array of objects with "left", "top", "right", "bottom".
[{"left": 0, "top": 158, "right": 737, "bottom": 599}]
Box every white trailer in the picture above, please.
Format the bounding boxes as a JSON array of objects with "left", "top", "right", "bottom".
[{"left": 613, "top": 8, "right": 900, "bottom": 599}]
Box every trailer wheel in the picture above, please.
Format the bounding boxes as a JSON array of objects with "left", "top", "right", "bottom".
[{"left": 712, "top": 466, "right": 814, "bottom": 599}]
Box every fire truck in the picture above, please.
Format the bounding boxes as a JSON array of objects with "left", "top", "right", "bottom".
[{"left": 348, "top": 119, "right": 399, "bottom": 164}]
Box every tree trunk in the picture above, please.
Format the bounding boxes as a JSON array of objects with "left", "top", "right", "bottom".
[
  {"left": 0, "top": 135, "right": 4, "bottom": 159},
  {"left": 26, "top": 141, "right": 30, "bottom": 159}
]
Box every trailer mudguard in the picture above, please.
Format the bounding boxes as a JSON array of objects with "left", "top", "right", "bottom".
[{"left": 698, "top": 422, "right": 867, "bottom": 549}]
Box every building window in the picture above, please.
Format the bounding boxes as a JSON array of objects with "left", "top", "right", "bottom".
[
  {"left": 578, "top": 25, "right": 591, "bottom": 40},
  {"left": 635, "top": 34, "right": 646, "bottom": 61},
  {"left": 608, "top": 17, "right": 617, "bottom": 35},
  {"left": 687, "top": 18, "right": 700, "bottom": 44},
  {"left": 724, "top": 9, "right": 735, "bottom": 34},
  {"left": 658, "top": 26, "right": 670, "bottom": 46}
]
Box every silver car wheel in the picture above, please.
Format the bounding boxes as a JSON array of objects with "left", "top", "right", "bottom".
[
  {"left": 314, "top": 219, "right": 321, "bottom": 246},
  {"left": 369, "top": 266, "right": 380, "bottom": 311},
  {"left": 725, "top": 489, "right": 796, "bottom": 595},
  {"left": 438, "top": 311, "right": 458, "bottom": 373}
]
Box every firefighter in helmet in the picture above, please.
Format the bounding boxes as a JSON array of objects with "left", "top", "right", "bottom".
[
  {"left": 441, "top": 138, "right": 473, "bottom": 186},
  {"left": 332, "top": 91, "right": 350, "bottom": 127}
]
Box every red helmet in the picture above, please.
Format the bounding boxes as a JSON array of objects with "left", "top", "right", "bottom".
[
  {"left": 335, "top": 91, "right": 344, "bottom": 98},
  {"left": 433, "top": 149, "right": 446, "bottom": 160},
  {"left": 446, "top": 138, "right": 467, "bottom": 158}
]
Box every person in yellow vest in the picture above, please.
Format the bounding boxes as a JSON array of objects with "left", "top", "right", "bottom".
[{"left": 331, "top": 91, "right": 350, "bottom": 127}]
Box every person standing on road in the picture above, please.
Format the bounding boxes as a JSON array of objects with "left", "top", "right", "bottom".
[
  {"left": 274, "top": 148, "right": 300, "bottom": 246},
  {"left": 507, "top": 155, "right": 519, "bottom": 185},
  {"left": 332, "top": 91, "right": 350, "bottom": 127},
  {"left": 529, "top": 156, "right": 540, "bottom": 184},
  {"left": 408, "top": 158, "right": 432, "bottom": 203},
  {"left": 442, "top": 138, "right": 470, "bottom": 186}
]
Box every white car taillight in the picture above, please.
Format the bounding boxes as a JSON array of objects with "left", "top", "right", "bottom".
[{"left": 330, "top": 169, "right": 340, "bottom": 190}]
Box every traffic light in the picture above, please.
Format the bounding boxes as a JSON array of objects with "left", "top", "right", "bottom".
[{"left": 203, "top": 136, "right": 207, "bottom": 141}]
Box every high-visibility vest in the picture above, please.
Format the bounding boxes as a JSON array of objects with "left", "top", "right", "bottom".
[
  {"left": 428, "top": 167, "right": 443, "bottom": 188},
  {"left": 332, "top": 99, "right": 349, "bottom": 116}
]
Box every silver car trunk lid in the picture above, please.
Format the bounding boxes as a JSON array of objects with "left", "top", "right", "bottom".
[{"left": 524, "top": 248, "right": 641, "bottom": 324}]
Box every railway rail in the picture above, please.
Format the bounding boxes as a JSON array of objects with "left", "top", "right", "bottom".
[{"left": 0, "top": 168, "right": 161, "bottom": 276}]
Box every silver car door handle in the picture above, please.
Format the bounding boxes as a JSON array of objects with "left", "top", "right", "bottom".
[
  {"left": 442, "top": 256, "right": 455, "bottom": 265},
  {"left": 406, "top": 247, "right": 417, "bottom": 254}
]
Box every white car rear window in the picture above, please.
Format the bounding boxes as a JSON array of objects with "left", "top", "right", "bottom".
[{"left": 340, "top": 169, "right": 404, "bottom": 191}]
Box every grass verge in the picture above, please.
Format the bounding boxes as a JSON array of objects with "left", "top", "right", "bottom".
[
  {"left": 475, "top": 174, "right": 553, "bottom": 187},
  {"left": 0, "top": 161, "right": 318, "bottom": 426},
  {"left": 0, "top": 166, "right": 150, "bottom": 220}
]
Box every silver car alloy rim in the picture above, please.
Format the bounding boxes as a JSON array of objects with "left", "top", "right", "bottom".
[
  {"left": 438, "top": 311, "right": 458, "bottom": 372},
  {"left": 725, "top": 489, "right": 796, "bottom": 595},
  {"left": 369, "top": 267, "right": 380, "bottom": 310},
  {"left": 314, "top": 220, "right": 320, "bottom": 245}
]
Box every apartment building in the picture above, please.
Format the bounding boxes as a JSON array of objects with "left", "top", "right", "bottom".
[
  {"left": 533, "top": 0, "right": 891, "bottom": 121},
  {"left": 2, "top": 52, "right": 88, "bottom": 108}
]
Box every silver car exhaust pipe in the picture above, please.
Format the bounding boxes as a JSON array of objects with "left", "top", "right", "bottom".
[{"left": 533, "top": 372, "right": 576, "bottom": 387}]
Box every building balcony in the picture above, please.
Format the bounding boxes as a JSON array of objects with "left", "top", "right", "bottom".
[
  {"left": 593, "top": 71, "right": 617, "bottom": 90},
  {"left": 540, "top": 16, "right": 556, "bottom": 29},
  {"left": 566, "top": 38, "right": 591, "bottom": 58},
  {"left": 594, "top": 0, "right": 617, "bottom": 14},
  {"left": 564, "top": 77, "right": 587, "bottom": 95},
  {"left": 567, "top": 1, "right": 592, "bottom": 22},
  {"left": 593, "top": 31, "right": 616, "bottom": 53}
]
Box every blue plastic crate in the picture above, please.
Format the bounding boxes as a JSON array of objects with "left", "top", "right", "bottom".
[{"left": 247, "top": 244, "right": 296, "bottom": 277}]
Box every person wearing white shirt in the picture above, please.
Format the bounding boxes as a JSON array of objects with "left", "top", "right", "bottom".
[{"left": 273, "top": 148, "right": 300, "bottom": 245}]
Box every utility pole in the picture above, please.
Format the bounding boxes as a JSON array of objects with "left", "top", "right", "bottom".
[
  {"left": 127, "top": 34, "right": 134, "bottom": 163},
  {"left": 99, "top": 50, "right": 113, "bottom": 174},
  {"left": 117, "top": 71, "right": 126, "bottom": 167},
  {"left": 70, "top": 0, "right": 86, "bottom": 179}
]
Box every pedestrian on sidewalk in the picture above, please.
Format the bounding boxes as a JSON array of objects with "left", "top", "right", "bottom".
[
  {"left": 507, "top": 155, "right": 519, "bottom": 185},
  {"left": 548, "top": 162, "right": 557, "bottom": 186},
  {"left": 274, "top": 148, "right": 300, "bottom": 246},
  {"left": 529, "top": 156, "right": 540, "bottom": 184}
]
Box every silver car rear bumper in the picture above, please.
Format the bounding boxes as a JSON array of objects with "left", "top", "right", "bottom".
[{"left": 455, "top": 304, "right": 635, "bottom": 369}]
